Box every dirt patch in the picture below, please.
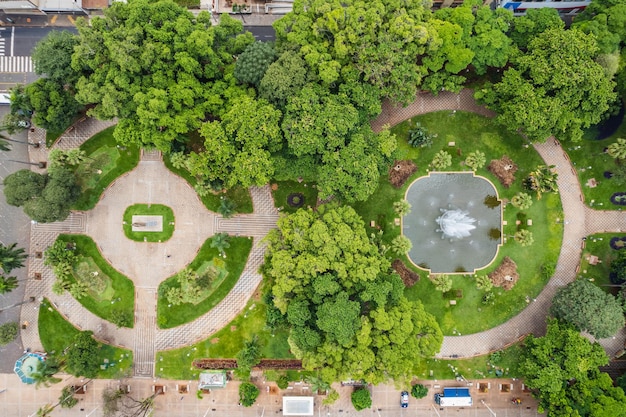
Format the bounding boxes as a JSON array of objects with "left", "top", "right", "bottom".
[
  {"left": 392, "top": 259, "right": 420, "bottom": 287},
  {"left": 193, "top": 359, "right": 303, "bottom": 370},
  {"left": 389, "top": 160, "right": 418, "bottom": 188},
  {"left": 488, "top": 256, "right": 519, "bottom": 290},
  {"left": 488, "top": 156, "right": 518, "bottom": 188}
]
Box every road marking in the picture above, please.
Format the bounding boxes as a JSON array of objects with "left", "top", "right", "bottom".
[
  {"left": 67, "top": 15, "right": 75, "bottom": 25},
  {"left": 50, "top": 14, "right": 58, "bottom": 24},
  {"left": 0, "top": 56, "right": 33, "bottom": 73},
  {"left": 10, "top": 26, "right": 14, "bottom": 56}
]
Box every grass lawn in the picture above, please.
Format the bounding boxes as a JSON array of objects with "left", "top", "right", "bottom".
[
  {"left": 577, "top": 233, "right": 626, "bottom": 296},
  {"left": 566, "top": 110, "right": 626, "bottom": 208},
  {"left": 270, "top": 181, "right": 318, "bottom": 213},
  {"left": 123, "top": 204, "right": 175, "bottom": 242},
  {"left": 73, "top": 126, "right": 140, "bottom": 210},
  {"left": 162, "top": 154, "right": 253, "bottom": 214},
  {"left": 353, "top": 111, "right": 563, "bottom": 335},
  {"left": 157, "top": 236, "right": 253, "bottom": 329},
  {"left": 56, "top": 234, "right": 135, "bottom": 328},
  {"left": 417, "top": 343, "right": 524, "bottom": 381},
  {"left": 38, "top": 298, "right": 133, "bottom": 379},
  {"left": 156, "top": 300, "right": 292, "bottom": 380}
]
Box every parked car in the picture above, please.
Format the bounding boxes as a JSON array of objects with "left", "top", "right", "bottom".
[{"left": 401, "top": 390, "right": 409, "bottom": 408}]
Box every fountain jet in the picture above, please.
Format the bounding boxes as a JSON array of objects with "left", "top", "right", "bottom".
[{"left": 436, "top": 208, "right": 476, "bottom": 239}]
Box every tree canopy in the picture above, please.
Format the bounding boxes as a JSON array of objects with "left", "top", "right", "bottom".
[
  {"left": 263, "top": 204, "right": 442, "bottom": 383},
  {"left": 550, "top": 279, "right": 624, "bottom": 339},
  {"left": 66, "top": 331, "right": 101, "bottom": 378},
  {"left": 520, "top": 320, "right": 626, "bottom": 416},
  {"left": 476, "top": 28, "right": 617, "bottom": 142},
  {"left": 72, "top": 0, "right": 254, "bottom": 151}
]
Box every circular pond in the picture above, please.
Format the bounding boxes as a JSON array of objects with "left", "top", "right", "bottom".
[{"left": 403, "top": 172, "right": 502, "bottom": 273}]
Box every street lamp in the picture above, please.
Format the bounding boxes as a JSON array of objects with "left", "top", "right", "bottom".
[{"left": 481, "top": 399, "right": 497, "bottom": 417}]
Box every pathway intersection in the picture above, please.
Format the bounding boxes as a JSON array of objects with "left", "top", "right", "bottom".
[{"left": 18, "top": 90, "right": 626, "bottom": 380}]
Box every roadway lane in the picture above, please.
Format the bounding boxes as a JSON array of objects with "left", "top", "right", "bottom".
[{"left": 12, "top": 26, "right": 77, "bottom": 56}]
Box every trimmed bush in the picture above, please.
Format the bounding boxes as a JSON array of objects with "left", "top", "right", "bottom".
[
  {"left": 351, "top": 388, "right": 372, "bottom": 411},
  {"left": 411, "top": 383, "right": 428, "bottom": 399}
]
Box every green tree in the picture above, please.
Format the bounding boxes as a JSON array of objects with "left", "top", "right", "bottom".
[
  {"left": 264, "top": 204, "right": 442, "bottom": 383},
  {"left": 510, "top": 192, "right": 533, "bottom": 210},
  {"left": 25, "top": 78, "right": 81, "bottom": 132},
  {"left": 513, "top": 229, "right": 534, "bottom": 247},
  {"left": 2, "top": 169, "right": 46, "bottom": 207},
  {"left": 551, "top": 279, "right": 624, "bottom": 339},
  {"left": 431, "top": 274, "right": 452, "bottom": 292},
  {"left": 510, "top": 8, "right": 564, "bottom": 49},
  {"left": 476, "top": 28, "right": 617, "bottom": 143},
  {"left": 238, "top": 382, "right": 260, "bottom": 407},
  {"left": 66, "top": 331, "right": 101, "bottom": 378},
  {"left": 520, "top": 319, "right": 626, "bottom": 416},
  {"left": 0, "top": 242, "right": 28, "bottom": 273},
  {"left": 0, "top": 275, "right": 19, "bottom": 294},
  {"left": 73, "top": 0, "right": 253, "bottom": 151},
  {"left": 608, "top": 138, "right": 626, "bottom": 160},
  {"left": 210, "top": 232, "right": 231, "bottom": 256},
  {"left": 466, "top": 4, "right": 515, "bottom": 75},
  {"left": 525, "top": 165, "right": 558, "bottom": 199},
  {"left": 411, "top": 383, "right": 428, "bottom": 399},
  {"left": 32, "top": 30, "right": 79, "bottom": 83},
  {"left": 59, "top": 386, "right": 79, "bottom": 409},
  {"left": 0, "top": 322, "right": 18, "bottom": 345},
  {"left": 235, "top": 336, "right": 262, "bottom": 378},
  {"left": 475, "top": 275, "right": 493, "bottom": 292},
  {"left": 351, "top": 388, "right": 371, "bottom": 411},
  {"left": 390, "top": 235, "right": 412, "bottom": 255},
  {"left": 32, "top": 356, "right": 62, "bottom": 388},
  {"left": 430, "top": 150, "right": 452, "bottom": 170},
  {"left": 259, "top": 51, "right": 308, "bottom": 109},
  {"left": 393, "top": 200, "right": 411, "bottom": 216},
  {"left": 610, "top": 250, "right": 626, "bottom": 284},
  {"left": 464, "top": 150, "right": 486, "bottom": 171},
  {"left": 234, "top": 41, "right": 276, "bottom": 86}
]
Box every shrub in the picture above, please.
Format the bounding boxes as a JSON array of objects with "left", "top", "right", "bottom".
[
  {"left": 430, "top": 150, "right": 452, "bottom": 170},
  {"left": 277, "top": 375, "right": 289, "bottom": 389},
  {"left": 0, "top": 322, "right": 18, "bottom": 345},
  {"left": 510, "top": 192, "right": 533, "bottom": 210},
  {"left": 351, "top": 388, "right": 372, "bottom": 411},
  {"left": 239, "top": 382, "right": 260, "bottom": 407},
  {"left": 407, "top": 123, "right": 435, "bottom": 148},
  {"left": 431, "top": 274, "right": 452, "bottom": 292},
  {"left": 59, "top": 386, "right": 79, "bottom": 409},
  {"left": 411, "top": 383, "right": 428, "bottom": 399},
  {"left": 323, "top": 389, "right": 340, "bottom": 405},
  {"left": 465, "top": 150, "right": 486, "bottom": 171}
]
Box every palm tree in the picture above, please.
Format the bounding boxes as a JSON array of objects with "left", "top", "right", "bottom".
[
  {"left": 32, "top": 357, "right": 62, "bottom": 388},
  {"left": 0, "top": 138, "right": 10, "bottom": 151},
  {"left": 0, "top": 242, "right": 28, "bottom": 273},
  {"left": 390, "top": 235, "right": 412, "bottom": 255},
  {"left": 465, "top": 150, "right": 486, "bottom": 171},
  {"left": 35, "top": 404, "right": 55, "bottom": 417},
  {"left": 510, "top": 192, "right": 533, "bottom": 210},
  {"left": 211, "top": 232, "right": 231, "bottom": 255},
  {"left": 430, "top": 150, "right": 452, "bottom": 170},
  {"left": 0, "top": 275, "right": 19, "bottom": 294},
  {"left": 0, "top": 132, "right": 39, "bottom": 149},
  {"left": 608, "top": 138, "right": 626, "bottom": 160},
  {"left": 393, "top": 200, "right": 411, "bottom": 216},
  {"left": 525, "top": 165, "right": 558, "bottom": 199}
]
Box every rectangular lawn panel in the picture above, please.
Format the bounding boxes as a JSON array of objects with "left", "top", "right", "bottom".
[
  {"left": 123, "top": 204, "right": 175, "bottom": 242},
  {"left": 157, "top": 236, "right": 253, "bottom": 329},
  {"left": 38, "top": 298, "right": 133, "bottom": 379},
  {"left": 356, "top": 111, "right": 563, "bottom": 335},
  {"left": 73, "top": 126, "right": 140, "bottom": 210},
  {"left": 157, "top": 300, "right": 292, "bottom": 380},
  {"left": 57, "top": 234, "right": 135, "bottom": 328},
  {"left": 162, "top": 154, "right": 253, "bottom": 214}
]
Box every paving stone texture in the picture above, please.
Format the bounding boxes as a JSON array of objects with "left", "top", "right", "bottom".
[{"left": 16, "top": 91, "right": 626, "bottom": 385}]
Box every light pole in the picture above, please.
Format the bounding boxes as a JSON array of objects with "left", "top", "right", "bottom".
[
  {"left": 481, "top": 399, "right": 497, "bottom": 417},
  {"left": 85, "top": 406, "right": 99, "bottom": 416}
]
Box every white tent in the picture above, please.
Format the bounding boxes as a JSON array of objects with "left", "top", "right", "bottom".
[{"left": 282, "top": 396, "right": 314, "bottom": 416}]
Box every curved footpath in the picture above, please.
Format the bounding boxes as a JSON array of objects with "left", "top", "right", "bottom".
[{"left": 19, "top": 90, "right": 626, "bottom": 380}]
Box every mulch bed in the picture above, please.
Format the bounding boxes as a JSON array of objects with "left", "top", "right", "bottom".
[
  {"left": 392, "top": 259, "right": 420, "bottom": 287},
  {"left": 193, "top": 359, "right": 303, "bottom": 370},
  {"left": 488, "top": 156, "right": 518, "bottom": 188},
  {"left": 389, "top": 160, "right": 418, "bottom": 188},
  {"left": 488, "top": 256, "right": 519, "bottom": 290}
]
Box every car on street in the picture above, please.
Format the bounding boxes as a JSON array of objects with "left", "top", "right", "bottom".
[{"left": 401, "top": 390, "right": 409, "bottom": 408}]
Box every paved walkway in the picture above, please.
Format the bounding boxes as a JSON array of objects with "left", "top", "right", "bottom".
[
  {"left": 18, "top": 90, "right": 626, "bottom": 381},
  {"left": 372, "top": 90, "right": 626, "bottom": 359}
]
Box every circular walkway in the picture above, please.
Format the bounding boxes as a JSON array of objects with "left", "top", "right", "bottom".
[{"left": 19, "top": 90, "right": 626, "bottom": 380}]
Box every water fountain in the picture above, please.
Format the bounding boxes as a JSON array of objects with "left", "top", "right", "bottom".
[{"left": 403, "top": 173, "right": 502, "bottom": 273}]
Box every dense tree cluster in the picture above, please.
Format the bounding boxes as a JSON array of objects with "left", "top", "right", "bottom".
[
  {"left": 520, "top": 320, "right": 626, "bottom": 416},
  {"left": 3, "top": 167, "right": 80, "bottom": 223},
  {"left": 263, "top": 204, "right": 442, "bottom": 383}
]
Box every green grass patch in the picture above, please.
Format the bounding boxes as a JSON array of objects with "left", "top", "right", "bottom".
[
  {"left": 270, "top": 181, "right": 318, "bottom": 213},
  {"left": 566, "top": 111, "right": 626, "bottom": 208},
  {"left": 56, "top": 235, "right": 135, "bottom": 328},
  {"left": 578, "top": 233, "right": 626, "bottom": 296},
  {"left": 156, "top": 300, "right": 292, "bottom": 380},
  {"left": 416, "top": 343, "right": 524, "bottom": 381},
  {"left": 38, "top": 298, "right": 133, "bottom": 379},
  {"left": 73, "top": 126, "right": 140, "bottom": 210},
  {"left": 157, "top": 236, "right": 253, "bottom": 329},
  {"left": 162, "top": 154, "right": 253, "bottom": 214},
  {"left": 353, "top": 111, "right": 563, "bottom": 335},
  {"left": 123, "top": 204, "right": 175, "bottom": 242}
]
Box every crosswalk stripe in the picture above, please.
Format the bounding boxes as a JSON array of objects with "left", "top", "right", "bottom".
[{"left": 0, "top": 56, "right": 33, "bottom": 73}]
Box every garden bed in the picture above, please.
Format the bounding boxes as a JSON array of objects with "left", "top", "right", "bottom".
[
  {"left": 123, "top": 204, "right": 175, "bottom": 242},
  {"left": 192, "top": 359, "right": 302, "bottom": 370}
]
